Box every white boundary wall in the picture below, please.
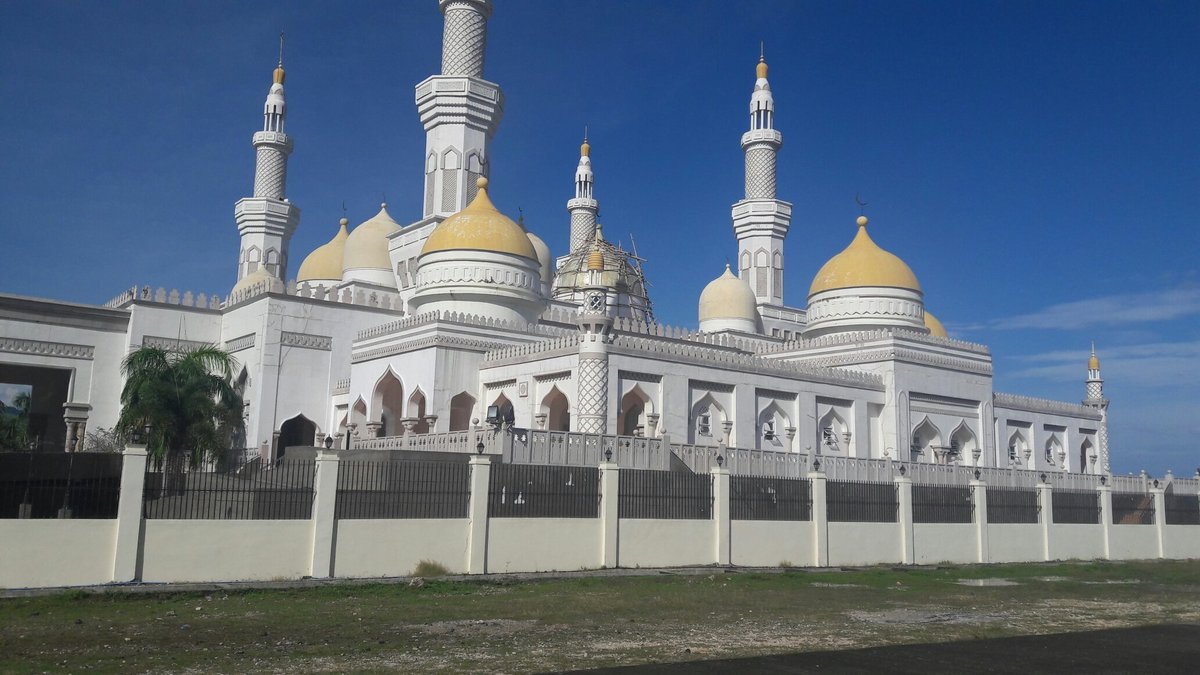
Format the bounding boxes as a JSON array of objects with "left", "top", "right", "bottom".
[{"left": 1, "top": 447, "right": 1199, "bottom": 589}]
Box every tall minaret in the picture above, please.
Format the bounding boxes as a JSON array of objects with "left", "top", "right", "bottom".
[
  {"left": 234, "top": 39, "right": 300, "bottom": 285},
  {"left": 731, "top": 49, "right": 792, "bottom": 306},
  {"left": 575, "top": 244, "right": 614, "bottom": 434},
  {"left": 416, "top": 0, "right": 504, "bottom": 219},
  {"left": 1083, "top": 342, "right": 1111, "bottom": 474},
  {"left": 567, "top": 132, "right": 599, "bottom": 252}
]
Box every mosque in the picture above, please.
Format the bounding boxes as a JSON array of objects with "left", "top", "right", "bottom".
[{"left": 0, "top": 0, "right": 1110, "bottom": 475}]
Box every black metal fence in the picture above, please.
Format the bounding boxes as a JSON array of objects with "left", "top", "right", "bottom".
[
  {"left": 336, "top": 459, "right": 469, "bottom": 519},
  {"left": 913, "top": 484, "right": 973, "bottom": 524},
  {"left": 827, "top": 480, "right": 898, "bottom": 523},
  {"left": 1112, "top": 492, "right": 1154, "bottom": 525},
  {"left": 0, "top": 452, "right": 123, "bottom": 519},
  {"left": 488, "top": 463, "right": 599, "bottom": 518},
  {"left": 1051, "top": 489, "right": 1100, "bottom": 524},
  {"left": 143, "top": 459, "right": 316, "bottom": 519},
  {"left": 986, "top": 487, "right": 1040, "bottom": 524},
  {"left": 1165, "top": 493, "right": 1200, "bottom": 525},
  {"left": 618, "top": 469, "right": 712, "bottom": 519},
  {"left": 731, "top": 476, "right": 810, "bottom": 521}
]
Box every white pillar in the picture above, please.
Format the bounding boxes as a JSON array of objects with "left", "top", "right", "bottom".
[
  {"left": 895, "top": 476, "right": 915, "bottom": 565},
  {"left": 970, "top": 479, "right": 989, "bottom": 564},
  {"left": 1037, "top": 482, "right": 1054, "bottom": 561},
  {"left": 1151, "top": 487, "right": 1166, "bottom": 559},
  {"left": 712, "top": 465, "right": 731, "bottom": 565},
  {"left": 1097, "top": 484, "right": 1113, "bottom": 560},
  {"left": 809, "top": 472, "right": 829, "bottom": 567},
  {"left": 111, "top": 444, "right": 148, "bottom": 583},
  {"left": 467, "top": 455, "right": 491, "bottom": 574},
  {"left": 309, "top": 450, "right": 341, "bottom": 578},
  {"left": 599, "top": 461, "right": 620, "bottom": 568}
]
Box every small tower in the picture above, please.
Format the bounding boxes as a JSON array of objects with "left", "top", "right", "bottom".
[
  {"left": 1083, "top": 342, "right": 1111, "bottom": 473},
  {"left": 575, "top": 242, "right": 615, "bottom": 434},
  {"left": 567, "top": 132, "right": 599, "bottom": 252},
  {"left": 416, "top": 0, "right": 504, "bottom": 219},
  {"left": 731, "top": 49, "right": 792, "bottom": 306},
  {"left": 233, "top": 42, "right": 301, "bottom": 287}
]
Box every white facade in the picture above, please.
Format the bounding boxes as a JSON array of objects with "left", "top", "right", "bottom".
[{"left": 1, "top": 0, "right": 1112, "bottom": 478}]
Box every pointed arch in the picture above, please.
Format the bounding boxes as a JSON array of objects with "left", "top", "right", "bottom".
[
  {"left": 618, "top": 385, "right": 653, "bottom": 437},
  {"left": 409, "top": 387, "right": 429, "bottom": 434},
  {"left": 278, "top": 414, "right": 317, "bottom": 457},
  {"left": 541, "top": 386, "right": 570, "bottom": 432},
  {"left": 350, "top": 397, "right": 368, "bottom": 437},
  {"left": 910, "top": 416, "right": 942, "bottom": 462},
  {"left": 490, "top": 393, "right": 515, "bottom": 426},
  {"left": 371, "top": 369, "right": 404, "bottom": 436},
  {"left": 1080, "top": 437, "right": 1095, "bottom": 473},
  {"left": 448, "top": 392, "right": 475, "bottom": 432},
  {"left": 818, "top": 408, "right": 849, "bottom": 454},
  {"left": 689, "top": 394, "right": 726, "bottom": 444},
  {"left": 1044, "top": 433, "right": 1064, "bottom": 466},
  {"left": 757, "top": 402, "right": 791, "bottom": 450},
  {"left": 1007, "top": 429, "right": 1029, "bottom": 465},
  {"left": 949, "top": 421, "right": 978, "bottom": 464}
]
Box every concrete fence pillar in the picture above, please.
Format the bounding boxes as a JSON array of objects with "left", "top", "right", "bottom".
[
  {"left": 809, "top": 472, "right": 829, "bottom": 567},
  {"left": 895, "top": 476, "right": 914, "bottom": 565},
  {"left": 970, "top": 479, "right": 989, "bottom": 563},
  {"left": 111, "top": 444, "right": 149, "bottom": 583},
  {"left": 1151, "top": 487, "right": 1166, "bottom": 559},
  {"left": 1097, "top": 484, "right": 1113, "bottom": 560},
  {"left": 599, "top": 461, "right": 620, "bottom": 568},
  {"left": 712, "top": 466, "right": 731, "bottom": 566},
  {"left": 309, "top": 450, "right": 341, "bottom": 578},
  {"left": 467, "top": 455, "right": 492, "bottom": 574},
  {"left": 1037, "top": 482, "right": 1054, "bottom": 561}
]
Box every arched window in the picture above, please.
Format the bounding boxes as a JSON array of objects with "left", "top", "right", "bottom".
[
  {"left": 818, "top": 408, "right": 849, "bottom": 454},
  {"left": 372, "top": 370, "right": 403, "bottom": 436},
  {"left": 409, "top": 389, "right": 429, "bottom": 434},
  {"left": 757, "top": 402, "right": 792, "bottom": 450},
  {"left": 278, "top": 415, "right": 317, "bottom": 458},
  {"left": 490, "top": 393, "right": 515, "bottom": 427},
  {"left": 1008, "top": 430, "right": 1028, "bottom": 466},
  {"left": 910, "top": 417, "right": 942, "bottom": 463},
  {"left": 1079, "top": 438, "right": 1094, "bottom": 473},
  {"left": 1045, "top": 434, "right": 1064, "bottom": 466},
  {"left": 541, "top": 387, "right": 570, "bottom": 432},
  {"left": 689, "top": 395, "right": 726, "bottom": 445},
  {"left": 618, "top": 386, "right": 653, "bottom": 437},
  {"left": 949, "top": 422, "right": 978, "bottom": 465},
  {"left": 448, "top": 392, "right": 475, "bottom": 431}
]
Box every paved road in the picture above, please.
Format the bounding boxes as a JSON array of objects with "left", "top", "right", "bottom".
[{"left": 578, "top": 624, "right": 1200, "bottom": 674}]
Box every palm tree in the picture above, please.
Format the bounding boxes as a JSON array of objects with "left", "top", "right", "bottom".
[{"left": 117, "top": 345, "right": 244, "bottom": 474}]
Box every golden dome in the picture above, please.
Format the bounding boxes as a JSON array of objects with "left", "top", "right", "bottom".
[
  {"left": 297, "top": 218, "right": 349, "bottom": 282},
  {"left": 273, "top": 65, "right": 285, "bottom": 85},
  {"left": 809, "top": 215, "right": 922, "bottom": 297},
  {"left": 587, "top": 245, "right": 604, "bottom": 272},
  {"left": 699, "top": 264, "right": 759, "bottom": 322},
  {"left": 1088, "top": 343, "right": 1100, "bottom": 370},
  {"left": 924, "top": 311, "right": 948, "bottom": 338},
  {"left": 756, "top": 59, "right": 768, "bottom": 79},
  {"left": 422, "top": 177, "right": 537, "bottom": 259},
  {"left": 581, "top": 139, "right": 590, "bottom": 157},
  {"left": 343, "top": 204, "right": 401, "bottom": 271}
]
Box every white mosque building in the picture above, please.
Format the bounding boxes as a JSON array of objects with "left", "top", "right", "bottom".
[{"left": 0, "top": 0, "right": 1110, "bottom": 475}]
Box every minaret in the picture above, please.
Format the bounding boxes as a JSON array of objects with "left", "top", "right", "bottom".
[
  {"left": 1083, "top": 342, "right": 1111, "bottom": 473},
  {"left": 233, "top": 39, "right": 300, "bottom": 285},
  {"left": 416, "top": 0, "right": 504, "bottom": 219},
  {"left": 731, "top": 48, "right": 792, "bottom": 306},
  {"left": 567, "top": 132, "right": 599, "bottom": 252},
  {"left": 575, "top": 243, "right": 614, "bottom": 434}
]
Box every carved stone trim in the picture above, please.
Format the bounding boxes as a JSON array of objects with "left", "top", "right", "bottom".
[
  {"left": 281, "top": 331, "right": 332, "bottom": 351},
  {"left": 353, "top": 335, "right": 504, "bottom": 363},
  {"left": 690, "top": 379, "right": 735, "bottom": 394},
  {"left": 534, "top": 371, "right": 572, "bottom": 385},
  {"left": 0, "top": 337, "right": 94, "bottom": 360},
  {"left": 618, "top": 370, "right": 663, "bottom": 384},
  {"left": 142, "top": 336, "right": 211, "bottom": 352},
  {"left": 756, "top": 388, "right": 798, "bottom": 401},
  {"left": 485, "top": 378, "right": 518, "bottom": 390},
  {"left": 224, "top": 333, "right": 256, "bottom": 353},
  {"left": 994, "top": 392, "right": 1102, "bottom": 420}
]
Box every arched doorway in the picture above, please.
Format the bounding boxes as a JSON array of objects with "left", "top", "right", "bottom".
[
  {"left": 278, "top": 415, "right": 317, "bottom": 458},
  {"left": 372, "top": 370, "right": 403, "bottom": 436},
  {"left": 449, "top": 392, "right": 475, "bottom": 431},
  {"left": 541, "top": 387, "right": 570, "bottom": 431}
]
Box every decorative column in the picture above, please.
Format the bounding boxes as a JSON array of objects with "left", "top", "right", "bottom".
[
  {"left": 1098, "top": 482, "right": 1114, "bottom": 560},
  {"left": 970, "top": 478, "right": 989, "bottom": 563},
  {"left": 1151, "top": 486, "right": 1166, "bottom": 559},
  {"left": 809, "top": 470, "right": 829, "bottom": 567},
  {"left": 895, "top": 475, "right": 915, "bottom": 565},
  {"left": 310, "top": 450, "right": 341, "bottom": 578},
  {"left": 111, "top": 444, "right": 149, "bottom": 583},
  {"left": 599, "top": 459, "right": 620, "bottom": 568},
  {"left": 1038, "top": 481, "right": 1054, "bottom": 561},
  {"left": 575, "top": 246, "right": 614, "bottom": 434},
  {"left": 713, "top": 462, "right": 731, "bottom": 566},
  {"left": 466, "top": 454, "right": 492, "bottom": 574}
]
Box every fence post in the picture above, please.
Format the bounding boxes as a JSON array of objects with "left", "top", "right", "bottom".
[
  {"left": 309, "top": 450, "right": 341, "bottom": 578},
  {"left": 1150, "top": 487, "right": 1166, "bottom": 559},
  {"left": 809, "top": 472, "right": 829, "bottom": 567},
  {"left": 970, "top": 479, "right": 989, "bottom": 564},
  {"left": 599, "top": 460, "right": 620, "bottom": 568},
  {"left": 467, "top": 455, "right": 492, "bottom": 574},
  {"left": 111, "top": 444, "right": 149, "bottom": 583},
  {"left": 895, "top": 475, "right": 914, "bottom": 565},
  {"left": 1097, "top": 483, "right": 1113, "bottom": 560},
  {"left": 712, "top": 465, "right": 731, "bottom": 566},
  {"left": 1037, "top": 482, "right": 1054, "bottom": 561}
]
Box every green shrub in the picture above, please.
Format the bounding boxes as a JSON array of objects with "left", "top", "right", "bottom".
[{"left": 412, "top": 560, "right": 449, "bottom": 578}]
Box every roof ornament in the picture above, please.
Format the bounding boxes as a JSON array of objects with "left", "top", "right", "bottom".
[
  {"left": 272, "top": 32, "right": 286, "bottom": 84},
  {"left": 760, "top": 41, "right": 765, "bottom": 62},
  {"left": 855, "top": 192, "right": 868, "bottom": 215},
  {"left": 517, "top": 206, "right": 524, "bottom": 226},
  {"left": 278, "top": 32, "right": 285, "bottom": 67}
]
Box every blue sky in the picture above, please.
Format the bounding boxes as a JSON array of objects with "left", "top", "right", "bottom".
[{"left": 1, "top": 1, "right": 1196, "bottom": 475}]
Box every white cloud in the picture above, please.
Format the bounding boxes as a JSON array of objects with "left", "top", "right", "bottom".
[
  {"left": 1005, "top": 340, "right": 1200, "bottom": 388},
  {"left": 969, "top": 287, "right": 1200, "bottom": 331}
]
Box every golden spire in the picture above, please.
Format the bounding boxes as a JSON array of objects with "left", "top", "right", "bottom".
[
  {"left": 273, "top": 32, "right": 286, "bottom": 84},
  {"left": 756, "top": 42, "right": 768, "bottom": 79},
  {"left": 581, "top": 126, "right": 590, "bottom": 157},
  {"left": 1088, "top": 342, "right": 1100, "bottom": 371},
  {"left": 587, "top": 222, "right": 604, "bottom": 271}
]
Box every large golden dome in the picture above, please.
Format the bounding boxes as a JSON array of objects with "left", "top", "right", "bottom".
[
  {"left": 699, "top": 264, "right": 759, "bottom": 323},
  {"left": 809, "top": 216, "right": 921, "bottom": 296},
  {"left": 343, "top": 204, "right": 401, "bottom": 272},
  {"left": 297, "top": 218, "right": 349, "bottom": 282},
  {"left": 421, "top": 177, "right": 537, "bottom": 259}
]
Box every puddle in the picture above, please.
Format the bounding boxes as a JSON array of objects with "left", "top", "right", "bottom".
[{"left": 955, "top": 578, "right": 1019, "bottom": 587}]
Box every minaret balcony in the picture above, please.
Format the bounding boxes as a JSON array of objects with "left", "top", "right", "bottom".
[
  {"left": 731, "top": 199, "right": 792, "bottom": 236},
  {"left": 252, "top": 130, "right": 292, "bottom": 150},
  {"left": 415, "top": 75, "right": 505, "bottom": 134},
  {"left": 741, "top": 128, "right": 782, "bottom": 147}
]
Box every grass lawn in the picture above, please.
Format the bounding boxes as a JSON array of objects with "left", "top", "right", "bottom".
[{"left": 1, "top": 560, "right": 1198, "bottom": 673}]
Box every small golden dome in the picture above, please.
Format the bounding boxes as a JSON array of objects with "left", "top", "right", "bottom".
[
  {"left": 1088, "top": 343, "right": 1100, "bottom": 370},
  {"left": 756, "top": 59, "right": 768, "bottom": 79},
  {"left": 297, "top": 218, "right": 349, "bottom": 282},
  {"left": 273, "top": 65, "right": 285, "bottom": 85},
  {"left": 587, "top": 245, "right": 604, "bottom": 272},
  {"left": 924, "top": 311, "right": 948, "bottom": 338},
  {"left": 422, "top": 177, "right": 538, "bottom": 259},
  {"left": 809, "top": 215, "right": 922, "bottom": 296},
  {"left": 343, "top": 204, "right": 401, "bottom": 271},
  {"left": 699, "top": 264, "right": 759, "bottom": 322},
  {"left": 581, "top": 139, "right": 590, "bottom": 157}
]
